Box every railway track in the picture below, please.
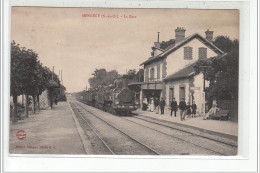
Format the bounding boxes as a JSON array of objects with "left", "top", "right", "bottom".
[
  {"left": 70, "top": 103, "right": 115, "bottom": 154},
  {"left": 133, "top": 115, "right": 238, "bottom": 146},
  {"left": 120, "top": 116, "right": 237, "bottom": 156},
  {"left": 70, "top": 101, "right": 160, "bottom": 155},
  {"left": 74, "top": 101, "right": 230, "bottom": 155},
  {"left": 124, "top": 115, "right": 237, "bottom": 147}
]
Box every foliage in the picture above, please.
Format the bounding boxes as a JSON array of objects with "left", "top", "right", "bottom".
[
  {"left": 127, "top": 69, "right": 137, "bottom": 79},
  {"left": 194, "top": 37, "right": 239, "bottom": 101},
  {"left": 11, "top": 41, "right": 55, "bottom": 97},
  {"left": 88, "top": 69, "right": 120, "bottom": 89},
  {"left": 127, "top": 69, "right": 144, "bottom": 83},
  {"left": 160, "top": 39, "right": 175, "bottom": 50},
  {"left": 10, "top": 41, "right": 26, "bottom": 97},
  {"left": 10, "top": 41, "right": 62, "bottom": 121},
  {"left": 213, "top": 36, "right": 239, "bottom": 53}
]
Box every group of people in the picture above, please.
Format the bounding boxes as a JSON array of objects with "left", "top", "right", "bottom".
[
  {"left": 147, "top": 97, "right": 166, "bottom": 114},
  {"left": 171, "top": 98, "right": 197, "bottom": 121},
  {"left": 146, "top": 97, "right": 197, "bottom": 121}
]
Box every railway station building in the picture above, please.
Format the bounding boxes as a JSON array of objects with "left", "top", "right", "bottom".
[{"left": 138, "top": 27, "right": 224, "bottom": 114}]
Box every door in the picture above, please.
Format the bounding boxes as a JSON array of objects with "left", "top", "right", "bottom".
[
  {"left": 169, "top": 88, "right": 174, "bottom": 104},
  {"left": 179, "top": 86, "right": 185, "bottom": 102}
]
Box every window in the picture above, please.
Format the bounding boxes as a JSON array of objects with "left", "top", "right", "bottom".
[
  {"left": 157, "top": 64, "right": 160, "bottom": 80},
  {"left": 199, "top": 47, "right": 207, "bottom": 59},
  {"left": 169, "top": 88, "right": 174, "bottom": 104},
  {"left": 184, "top": 47, "right": 193, "bottom": 60},
  {"left": 145, "top": 69, "right": 148, "bottom": 82},
  {"left": 150, "top": 68, "right": 154, "bottom": 81},
  {"left": 179, "top": 86, "right": 185, "bottom": 102}
]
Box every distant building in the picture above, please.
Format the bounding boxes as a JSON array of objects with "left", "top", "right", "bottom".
[{"left": 138, "top": 27, "right": 224, "bottom": 114}]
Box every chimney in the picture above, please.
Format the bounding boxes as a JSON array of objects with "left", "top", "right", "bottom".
[
  {"left": 122, "top": 74, "right": 129, "bottom": 88},
  {"left": 154, "top": 32, "right": 161, "bottom": 48},
  {"left": 154, "top": 42, "right": 160, "bottom": 48},
  {"left": 205, "top": 29, "right": 214, "bottom": 42},
  {"left": 175, "top": 27, "right": 186, "bottom": 43}
]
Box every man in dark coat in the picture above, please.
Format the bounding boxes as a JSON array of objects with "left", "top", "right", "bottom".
[
  {"left": 159, "top": 97, "right": 166, "bottom": 114},
  {"left": 191, "top": 100, "right": 197, "bottom": 118},
  {"left": 179, "top": 98, "right": 186, "bottom": 121},
  {"left": 170, "top": 98, "right": 178, "bottom": 117}
]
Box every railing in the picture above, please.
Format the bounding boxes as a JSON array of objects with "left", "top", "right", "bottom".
[
  {"left": 217, "top": 99, "right": 238, "bottom": 122},
  {"left": 147, "top": 78, "right": 160, "bottom": 82},
  {"left": 128, "top": 76, "right": 144, "bottom": 84}
]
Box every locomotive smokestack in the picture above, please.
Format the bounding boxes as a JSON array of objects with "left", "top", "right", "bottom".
[{"left": 122, "top": 75, "right": 129, "bottom": 88}]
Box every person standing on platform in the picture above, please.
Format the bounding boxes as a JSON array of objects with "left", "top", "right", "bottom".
[
  {"left": 159, "top": 97, "right": 166, "bottom": 115},
  {"left": 150, "top": 98, "right": 155, "bottom": 112},
  {"left": 154, "top": 98, "right": 159, "bottom": 114},
  {"left": 179, "top": 98, "right": 186, "bottom": 121},
  {"left": 185, "top": 102, "right": 191, "bottom": 119},
  {"left": 191, "top": 100, "right": 197, "bottom": 118},
  {"left": 170, "top": 98, "right": 178, "bottom": 117}
]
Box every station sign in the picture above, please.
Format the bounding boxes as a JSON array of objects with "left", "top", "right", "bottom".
[{"left": 190, "top": 87, "right": 200, "bottom": 90}]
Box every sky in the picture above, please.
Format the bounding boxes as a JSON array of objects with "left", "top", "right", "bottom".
[{"left": 11, "top": 7, "right": 239, "bottom": 93}]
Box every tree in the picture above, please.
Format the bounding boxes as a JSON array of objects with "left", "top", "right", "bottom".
[
  {"left": 34, "top": 65, "right": 49, "bottom": 111},
  {"left": 127, "top": 69, "right": 136, "bottom": 79},
  {"left": 45, "top": 67, "right": 61, "bottom": 108},
  {"left": 127, "top": 69, "right": 144, "bottom": 83},
  {"left": 88, "top": 69, "right": 120, "bottom": 89},
  {"left": 160, "top": 39, "right": 175, "bottom": 50},
  {"left": 10, "top": 41, "right": 25, "bottom": 122},
  {"left": 10, "top": 41, "right": 62, "bottom": 121},
  {"left": 194, "top": 38, "right": 239, "bottom": 103},
  {"left": 20, "top": 48, "right": 39, "bottom": 117},
  {"left": 213, "top": 36, "right": 238, "bottom": 53}
]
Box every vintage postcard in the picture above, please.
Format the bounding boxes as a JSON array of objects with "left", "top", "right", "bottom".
[{"left": 9, "top": 7, "right": 239, "bottom": 156}]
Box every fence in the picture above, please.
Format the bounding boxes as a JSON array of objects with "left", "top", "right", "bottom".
[{"left": 217, "top": 99, "right": 238, "bottom": 122}]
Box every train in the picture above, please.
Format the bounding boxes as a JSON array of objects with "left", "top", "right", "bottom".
[{"left": 76, "top": 75, "right": 139, "bottom": 115}]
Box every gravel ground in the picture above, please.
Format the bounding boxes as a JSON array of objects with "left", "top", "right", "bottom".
[
  {"left": 133, "top": 109, "right": 238, "bottom": 137},
  {"left": 135, "top": 115, "right": 238, "bottom": 146},
  {"left": 70, "top": 103, "right": 113, "bottom": 154},
  {"left": 121, "top": 116, "right": 237, "bottom": 155},
  {"left": 70, "top": 102, "right": 158, "bottom": 155},
  {"left": 9, "top": 102, "right": 86, "bottom": 154},
  {"left": 75, "top": 101, "right": 224, "bottom": 155}
]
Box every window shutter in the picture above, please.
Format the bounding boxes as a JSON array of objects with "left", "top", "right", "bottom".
[
  {"left": 150, "top": 68, "right": 154, "bottom": 80},
  {"left": 145, "top": 69, "right": 149, "bottom": 81},
  {"left": 157, "top": 64, "right": 160, "bottom": 80},
  {"left": 184, "top": 47, "right": 193, "bottom": 60},
  {"left": 199, "top": 47, "right": 207, "bottom": 59}
]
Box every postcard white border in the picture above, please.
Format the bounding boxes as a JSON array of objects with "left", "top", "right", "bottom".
[{"left": 1, "top": 0, "right": 258, "bottom": 172}]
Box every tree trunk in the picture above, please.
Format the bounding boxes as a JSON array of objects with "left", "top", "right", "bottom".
[
  {"left": 13, "top": 95, "right": 18, "bottom": 122},
  {"left": 22, "top": 95, "right": 24, "bottom": 107},
  {"left": 37, "top": 94, "right": 40, "bottom": 111},
  {"left": 50, "top": 89, "right": 53, "bottom": 109},
  {"left": 32, "top": 95, "right": 36, "bottom": 114},
  {"left": 25, "top": 93, "right": 29, "bottom": 118}
]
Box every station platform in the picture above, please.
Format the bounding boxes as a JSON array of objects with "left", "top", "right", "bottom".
[
  {"left": 133, "top": 108, "right": 238, "bottom": 138},
  {"left": 9, "top": 101, "right": 86, "bottom": 155}
]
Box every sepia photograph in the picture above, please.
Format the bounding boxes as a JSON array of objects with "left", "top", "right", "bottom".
[{"left": 9, "top": 7, "right": 239, "bottom": 156}]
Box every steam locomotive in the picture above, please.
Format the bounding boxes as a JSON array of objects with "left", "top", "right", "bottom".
[{"left": 76, "top": 75, "right": 139, "bottom": 115}]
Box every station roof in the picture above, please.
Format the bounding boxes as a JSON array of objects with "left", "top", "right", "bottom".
[
  {"left": 164, "top": 62, "right": 196, "bottom": 81},
  {"left": 140, "top": 33, "right": 224, "bottom": 66}
]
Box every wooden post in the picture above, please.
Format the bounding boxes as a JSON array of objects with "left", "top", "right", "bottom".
[
  {"left": 37, "top": 94, "right": 40, "bottom": 111},
  {"left": 32, "top": 95, "right": 36, "bottom": 114}
]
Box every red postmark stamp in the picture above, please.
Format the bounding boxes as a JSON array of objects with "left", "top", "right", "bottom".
[{"left": 16, "top": 130, "right": 26, "bottom": 140}]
